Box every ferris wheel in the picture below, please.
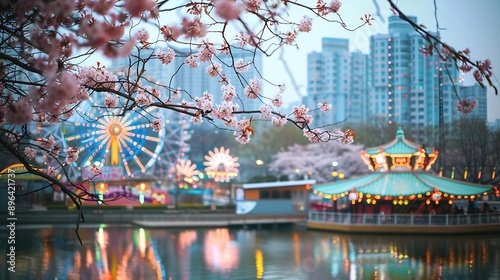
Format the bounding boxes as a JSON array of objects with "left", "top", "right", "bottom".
[{"left": 63, "top": 95, "right": 190, "bottom": 180}]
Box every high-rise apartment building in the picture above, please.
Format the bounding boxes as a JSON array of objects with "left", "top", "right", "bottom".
[
  {"left": 304, "top": 15, "right": 481, "bottom": 135},
  {"left": 370, "top": 15, "right": 459, "bottom": 133},
  {"left": 304, "top": 38, "right": 351, "bottom": 128}
]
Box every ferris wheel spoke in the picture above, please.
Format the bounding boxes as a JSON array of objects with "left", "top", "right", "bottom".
[{"left": 133, "top": 155, "right": 146, "bottom": 172}]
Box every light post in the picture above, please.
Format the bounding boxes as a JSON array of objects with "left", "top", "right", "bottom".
[
  {"left": 294, "top": 168, "right": 301, "bottom": 180},
  {"left": 256, "top": 159, "right": 264, "bottom": 177}
]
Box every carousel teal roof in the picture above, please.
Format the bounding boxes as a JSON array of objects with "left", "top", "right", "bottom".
[
  {"left": 364, "top": 127, "right": 434, "bottom": 155},
  {"left": 313, "top": 171, "right": 493, "bottom": 197}
]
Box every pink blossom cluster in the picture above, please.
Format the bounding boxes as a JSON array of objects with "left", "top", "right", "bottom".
[
  {"left": 199, "top": 40, "right": 217, "bottom": 62},
  {"left": 191, "top": 115, "right": 203, "bottom": 124},
  {"left": 259, "top": 105, "right": 272, "bottom": 119},
  {"left": 298, "top": 16, "right": 313, "bottom": 33},
  {"left": 171, "top": 88, "right": 182, "bottom": 100},
  {"left": 89, "top": 165, "right": 102, "bottom": 176},
  {"left": 317, "top": 0, "right": 342, "bottom": 16},
  {"left": 456, "top": 48, "right": 492, "bottom": 86},
  {"left": 185, "top": 54, "right": 199, "bottom": 68},
  {"left": 235, "top": 32, "right": 258, "bottom": 48},
  {"left": 206, "top": 63, "right": 223, "bottom": 77},
  {"left": 24, "top": 147, "right": 37, "bottom": 160},
  {"left": 283, "top": 30, "right": 298, "bottom": 45},
  {"left": 104, "top": 93, "right": 119, "bottom": 108},
  {"left": 292, "top": 105, "right": 313, "bottom": 127},
  {"left": 271, "top": 114, "right": 287, "bottom": 127},
  {"left": 213, "top": 101, "right": 239, "bottom": 120},
  {"left": 44, "top": 166, "right": 59, "bottom": 178},
  {"left": 244, "top": 77, "right": 263, "bottom": 99},
  {"left": 214, "top": 0, "right": 244, "bottom": 21},
  {"left": 65, "top": 147, "right": 79, "bottom": 164},
  {"left": 235, "top": 59, "right": 251, "bottom": 73},
  {"left": 156, "top": 48, "right": 176, "bottom": 65},
  {"left": 234, "top": 117, "right": 254, "bottom": 144},
  {"left": 136, "top": 28, "right": 150, "bottom": 45},
  {"left": 457, "top": 99, "right": 477, "bottom": 114},
  {"left": 135, "top": 92, "right": 154, "bottom": 106},
  {"left": 244, "top": 0, "right": 264, "bottom": 12},
  {"left": 151, "top": 118, "right": 163, "bottom": 132},
  {"left": 78, "top": 64, "right": 118, "bottom": 89},
  {"left": 194, "top": 92, "right": 214, "bottom": 112},
  {"left": 303, "top": 128, "right": 325, "bottom": 143},
  {"left": 318, "top": 102, "right": 332, "bottom": 113},
  {"left": 272, "top": 93, "right": 283, "bottom": 107},
  {"left": 38, "top": 135, "right": 55, "bottom": 150},
  {"left": 221, "top": 83, "right": 236, "bottom": 101},
  {"left": 4, "top": 97, "right": 32, "bottom": 124}
]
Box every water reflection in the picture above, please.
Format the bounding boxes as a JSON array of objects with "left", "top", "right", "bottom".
[
  {"left": 1, "top": 226, "right": 499, "bottom": 280},
  {"left": 204, "top": 228, "right": 239, "bottom": 273}
]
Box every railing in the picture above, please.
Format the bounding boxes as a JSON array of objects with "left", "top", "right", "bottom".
[{"left": 308, "top": 211, "right": 500, "bottom": 226}]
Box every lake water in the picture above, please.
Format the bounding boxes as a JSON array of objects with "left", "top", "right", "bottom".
[{"left": 1, "top": 225, "right": 500, "bottom": 280}]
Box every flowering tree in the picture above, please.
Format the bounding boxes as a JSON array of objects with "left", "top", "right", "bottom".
[
  {"left": 0, "top": 0, "right": 496, "bottom": 242},
  {"left": 268, "top": 141, "right": 368, "bottom": 183}
]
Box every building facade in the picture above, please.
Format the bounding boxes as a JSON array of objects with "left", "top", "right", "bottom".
[{"left": 303, "top": 16, "right": 487, "bottom": 134}]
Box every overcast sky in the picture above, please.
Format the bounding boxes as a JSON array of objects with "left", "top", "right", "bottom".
[{"left": 264, "top": 0, "right": 500, "bottom": 122}]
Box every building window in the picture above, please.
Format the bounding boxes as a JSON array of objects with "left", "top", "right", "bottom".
[
  {"left": 260, "top": 190, "right": 270, "bottom": 199},
  {"left": 282, "top": 190, "right": 292, "bottom": 199},
  {"left": 271, "top": 190, "right": 280, "bottom": 199}
]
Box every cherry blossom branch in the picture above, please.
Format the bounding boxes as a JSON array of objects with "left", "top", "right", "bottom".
[{"left": 387, "top": 0, "right": 498, "bottom": 95}]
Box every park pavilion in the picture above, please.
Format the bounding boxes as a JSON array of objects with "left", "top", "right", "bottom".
[{"left": 308, "top": 127, "right": 500, "bottom": 234}]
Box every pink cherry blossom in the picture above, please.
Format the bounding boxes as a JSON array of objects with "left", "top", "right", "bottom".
[
  {"left": 65, "top": 147, "right": 79, "bottom": 164},
  {"left": 284, "top": 30, "right": 297, "bottom": 45},
  {"left": 272, "top": 93, "right": 283, "bottom": 107},
  {"left": 214, "top": 0, "right": 244, "bottom": 21},
  {"left": 135, "top": 28, "right": 150, "bottom": 45},
  {"left": 24, "top": 147, "right": 37, "bottom": 160},
  {"left": 124, "top": 0, "right": 156, "bottom": 17},
  {"left": 44, "top": 166, "right": 59, "bottom": 177},
  {"left": 259, "top": 104, "right": 272, "bottom": 119},
  {"left": 104, "top": 93, "right": 119, "bottom": 108},
  {"left": 298, "top": 16, "right": 313, "bottom": 33},
  {"left": 234, "top": 131, "right": 251, "bottom": 144},
  {"left": 330, "top": 0, "right": 342, "bottom": 13},
  {"left": 5, "top": 97, "right": 32, "bottom": 124},
  {"left": 318, "top": 102, "right": 332, "bottom": 113},
  {"left": 199, "top": 40, "right": 216, "bottom": 62},
  {"left": 244, "top": 0, "right": 263, "bottom": 12},
  {"left": 39, "top": 135, "right": 55, "bottom": 150},
  {"left": 90, "top": 165, "right": 102, "bottom": 176},
  {"left": 181, "top": 18, "right": 207, "bottom": 38},
  {"left": 303, "top": 128, "right": 323, "bottom": 143},
  {"left": 221, "top": 83, "right": 236, "bottom": 101},
  {"left": 151, "top": 118, "right": 163, "bottom": 132},
  {"left": 185, "top": 54, "right": 199, "bottom": 68},
  {"left": 235, "top": 59, "right": 251, "bottom": 73},
  {"left": 206, "top": 62, "right": 223, "bottom": 77},
  {"left": 244, "top": 77, "right": 262, "bottom": 99},
  {"left": 160, "top": 25, "right": 182, "bottom": 41},
  {"left": 271, "top": 114, "right": 287, "bottom": 127},
  {"left": 191, "top": 115, "right": 203, "bottom": 124},
  {"left": 457, "top": 99, "right": 477, "bottom": 114},
  {"left": 156, "top": 48, "right": 176, "bottom": 65},
  {"left": 135, "top": 92, "right": 153, "bottom": 106},
  {"left": 171, "top": 88, "right": 182, "bottom": 100},
  {"left": 194, "top": 91, "right": 214, "bottom": 111}
]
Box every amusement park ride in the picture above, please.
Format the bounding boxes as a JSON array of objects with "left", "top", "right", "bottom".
[{"left": 33, "top": 94, "right": 192, "bottom": 206}]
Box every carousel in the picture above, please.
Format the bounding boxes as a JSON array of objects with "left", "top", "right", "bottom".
[{"left": 307, "top": 127, "right": 500, "bottom": 234}]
